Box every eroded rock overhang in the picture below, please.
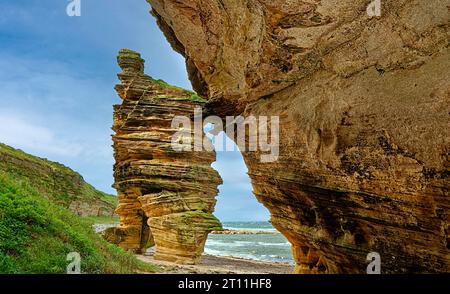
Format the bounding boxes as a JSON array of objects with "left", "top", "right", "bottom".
[{"left": 146, "top": 0, "right": 450, "bottom": 273}]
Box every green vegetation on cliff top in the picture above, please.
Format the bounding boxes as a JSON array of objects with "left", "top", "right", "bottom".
[
  {"left": 0, "top": 143, "right": 159, "bottom": 273},
  {"left": 0, "top": 143, "right": 116, "bottom": 210},
  {"left": 118, "top": 48, "right": 142, "bottom": 59},
  {"left": 151, "top": 79, "right": 207, "bottom": 103}
]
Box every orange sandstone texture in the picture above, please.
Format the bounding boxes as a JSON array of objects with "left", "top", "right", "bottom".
[
  {"left": 146, "top": 0, "right": 449, "bottom": 273},
  {"left": 109, "top": 49, "right": 222, "bottom": 264}
]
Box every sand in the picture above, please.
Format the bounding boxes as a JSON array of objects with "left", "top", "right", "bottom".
[{"left": 138, "top": 252, "right": 294, "bottom": 274}]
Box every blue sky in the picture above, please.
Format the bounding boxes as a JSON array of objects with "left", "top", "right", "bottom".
[{"left": 0, "top": 0, "right": 269, "bottom": 221}]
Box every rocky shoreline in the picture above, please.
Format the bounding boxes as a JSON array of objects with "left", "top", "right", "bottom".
[
  {"left": 139, "top": 251, "right": 294, "bottom": 274},
  {"left": 93, "top": 223, "right": 291, "bottom": 273}
]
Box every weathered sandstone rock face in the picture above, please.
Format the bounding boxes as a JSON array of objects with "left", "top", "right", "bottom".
[
  {"left": 146, "top": 0, "right": 449, "bottom": 273},
  {"left": 111, "top": 49, "right": 222, "bottom": 263}
]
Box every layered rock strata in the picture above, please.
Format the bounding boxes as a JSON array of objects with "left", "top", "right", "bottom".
[
  {"left": 146, "top": 0, "right": 450, "bottom": 273},
  {"left": 110, "top": 49, "right": 222, "bottom": 263}
]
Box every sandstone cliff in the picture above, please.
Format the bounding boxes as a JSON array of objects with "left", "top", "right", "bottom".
[
  {"left": 110, "top": 49, "right": 222, "bottom": 263},
  {"left": 145, "top": 0, "right": 449, "bottom": 273}
]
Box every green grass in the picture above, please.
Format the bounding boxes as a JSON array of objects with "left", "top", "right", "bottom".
[
  {"left": 151, "top": 79, "right": 207, "bottom": 103},
  {"left": 0, "top": 143, "right": 116, "bottom": 212},
  {"left": 0, "top": 173, "right": 159, "bottom": 274},
  {"left": 118, "top": 49, "right": 142, "bottom": 60},
  {"left": 189, "top": 93, "right": 207, "bottom": 103}
]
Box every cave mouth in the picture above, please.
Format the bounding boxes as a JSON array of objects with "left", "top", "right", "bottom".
[{"left": 203, "top": 124, "right": 294, "bottom": 265}]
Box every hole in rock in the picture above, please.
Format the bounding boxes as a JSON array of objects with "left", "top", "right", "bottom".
[
  {"left": 354, "top": 233, "right": 367, "bottom": 246},
  {"left": 203, "top": 124, "right": 294, "bottom": 265}
]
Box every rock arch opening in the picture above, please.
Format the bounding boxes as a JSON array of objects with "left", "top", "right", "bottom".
[
  {"left": 204, "top": 127, "right": 293, "bottom": 264},
  {"left": 107, "top": 49, "right": 294, "bottom": 267},
  {"left": 205, "top": 125, "right": 269, "bottom": 222}
]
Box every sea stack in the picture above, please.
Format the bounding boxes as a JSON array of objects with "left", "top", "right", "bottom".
[{"left": 108, "top": 49, "right": 222, "bottom": 264}]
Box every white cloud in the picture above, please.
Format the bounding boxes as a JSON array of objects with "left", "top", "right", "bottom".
[{"left": 0, "top": 112, "right": 83, "bottom": 157}]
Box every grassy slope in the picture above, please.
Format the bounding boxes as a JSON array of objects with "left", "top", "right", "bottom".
[
  {"left": 0, "top": 143, "right": 116, "bottom": 213},
  {"left": 0, "top": 144, "right": 159, "bottom": 273}
]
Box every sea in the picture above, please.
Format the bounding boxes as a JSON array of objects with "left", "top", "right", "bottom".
[{"left": 205, "top": 221, "right": 294, "bottom": 264}]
